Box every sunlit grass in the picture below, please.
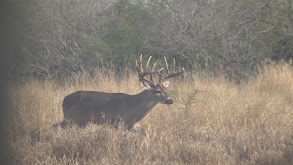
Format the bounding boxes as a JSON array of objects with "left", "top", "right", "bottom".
[{"left": 7, "top": 63, "right": 293, "bottom": 164}]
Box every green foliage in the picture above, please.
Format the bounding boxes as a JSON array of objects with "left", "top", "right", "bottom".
[
  {"left": 14, "top": 0, "right": 293, "bottom": 80},
  {"left": 80, "top": 37, "right": 110, "bottom": 68},
  {"left": 101, "top": 0, "right": 158, "bottom": 68},
  {"left": 79, "top": 0, "right": 162, "bottom": 69},
  {"left": 180, "top": 89, "right": 200, "bottom": 115},
  {"left": 256, "top": 0, "right": 293, "bottom": 61},
  {"left": 103, "top": 21, "right": 136, "bottom": 67}
]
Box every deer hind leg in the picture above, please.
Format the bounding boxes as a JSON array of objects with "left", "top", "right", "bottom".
[
  {"left": 52, "top": 120, "right": 70, "bottom": 130},
  {"left": 60, "top": 120, "right": 70, "bottom": 128}
]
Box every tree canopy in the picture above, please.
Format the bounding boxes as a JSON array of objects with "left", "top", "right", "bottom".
[{"left": 14, "top": 0, "right": 293, "bottom": 81}]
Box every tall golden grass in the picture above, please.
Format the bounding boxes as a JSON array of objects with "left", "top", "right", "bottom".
[{"left": 7, "top": 62, "right": 293, "bottom": 164}]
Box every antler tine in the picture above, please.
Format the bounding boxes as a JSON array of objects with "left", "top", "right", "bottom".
[
  {"left": 135, "top": 60, "right": 140, "bottom": 73},
  {"left": 136, "top": 55, "right": 164, "bottom": 85},
  {"left": 164, "top": 56, "right": 169, "bottom": 74},
  {"left": 140, "top": 54, "right": 143, "bottom": 72},
  {"left": 150, "top": 62, "right": 156, "bottom": 81},
  {"left": 173, "top": 58, "right": 175, "bottom": 73},
  {"left": 159, "top": 70, "right": 163, "bottom": 84},
  {"left": 146, "top": 56, "right": 152, "bottom": 71},
  {"left": 150, "top": 63, "right": 164, "bottom": 81},
  {"left": 152, "top": 62, "right": 157, "bottom": 72}
]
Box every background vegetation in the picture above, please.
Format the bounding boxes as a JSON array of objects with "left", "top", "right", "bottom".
[{"left": 13, "top": 0, "right": 293, "bottom": 81}]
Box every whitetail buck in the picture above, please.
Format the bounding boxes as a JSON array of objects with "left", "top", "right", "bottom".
[{"left": 55, "top": 55, "right": 184, "bottom": 131}]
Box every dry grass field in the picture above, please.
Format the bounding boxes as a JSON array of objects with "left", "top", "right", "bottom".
[{"left": 7, "top": 62, "right": 293, "bottom": 164}]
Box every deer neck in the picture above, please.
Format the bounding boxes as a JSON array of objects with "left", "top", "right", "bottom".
[
  {"left": 139, "top": 89, "right": 157, "bottom": 105},
  {"left": 125, "top": 90, "right": 158, "bottom": 125},
  {"left": 135, "top": 89, "right": 158, "bottom": 109}
]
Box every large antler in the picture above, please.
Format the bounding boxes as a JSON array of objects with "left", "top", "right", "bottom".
[
  {"left": 159, "top": 56, "right": 184, "bottom": 83},
  {"left": 136, "top": 54, "right": 163, "bottom": 86}
]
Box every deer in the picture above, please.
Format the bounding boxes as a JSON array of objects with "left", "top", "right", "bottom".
[{"left": 54, "top": 55, "right": 184, "bottom": 133}]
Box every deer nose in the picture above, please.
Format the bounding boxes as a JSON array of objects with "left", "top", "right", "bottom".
[{"left": 165, "top": 98, "right": 174, "bottom": 104}]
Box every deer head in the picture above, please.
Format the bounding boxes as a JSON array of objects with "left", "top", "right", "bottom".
[{"left": 135, "top": 55, "right": 184, "bottom": 105}]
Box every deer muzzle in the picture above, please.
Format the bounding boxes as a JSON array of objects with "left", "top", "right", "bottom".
[{"left": 165, "top": 98, "right": 174, "bottom": 104}]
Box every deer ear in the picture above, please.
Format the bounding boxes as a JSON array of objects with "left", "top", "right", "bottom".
[
  {"left": 139, "top": 79, "right": 152, "bottom": 89},
  {"left": 162, "top": 81, "right": 170, "bottom": 88}
]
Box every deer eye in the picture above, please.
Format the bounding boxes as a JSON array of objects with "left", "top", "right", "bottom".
[{"left": 156, "top": 91, "right": 162, "bottom": 94}]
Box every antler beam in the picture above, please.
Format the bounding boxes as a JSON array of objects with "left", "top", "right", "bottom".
[{"left": 159, "top": 56, "right": 184, "bottom": 83}]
